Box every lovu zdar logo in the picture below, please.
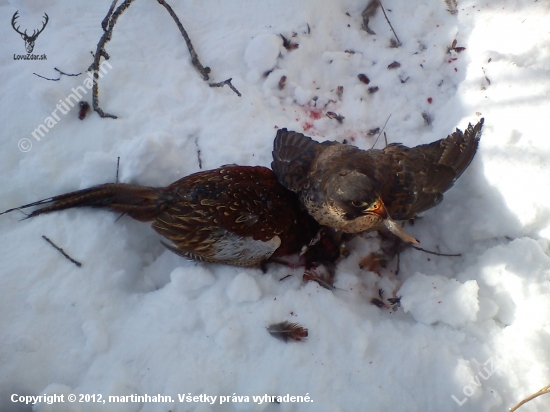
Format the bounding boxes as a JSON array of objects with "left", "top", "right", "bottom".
[{"left": 11, "top": 11, "right": 49, "bottom": 53}]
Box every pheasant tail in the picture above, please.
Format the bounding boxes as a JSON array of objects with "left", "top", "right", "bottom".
[{"left": 0, "top": 184, "right": 164, "bottom": 222}]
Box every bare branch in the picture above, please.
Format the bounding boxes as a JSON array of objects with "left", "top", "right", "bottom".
[
  {"left": 209, "top": 78, "right": 242, "bottom": 97},
  {"left": 194, "top": 137, "right": 203, "bottom": 169},
  {"left": 102, "top": 0, "right": 119, "bottom": 31},
  {"left": 377, "top": 0, "right": 401, "bottom": 47},
  {"left": 33, "top": 67, "right": 81, "bottom": 81},
  {"left": 411, "top": 246, "right": 461, "bottom": 257},
  {"left": 42, "top": 235, "right": 82, "bottom": 267},
  {"left": 371, "top": 114, "right": 392, "bottom": 149},
  {"left": 157, "top": 0, "right": 211, "bottom": 81},
  {"left": 88, "top": 0, "right": 136, "bottom": 119}
]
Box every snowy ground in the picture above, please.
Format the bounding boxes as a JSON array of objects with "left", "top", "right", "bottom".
[{"left": 1, "top": 0, "right": 550, "bottom": 411}]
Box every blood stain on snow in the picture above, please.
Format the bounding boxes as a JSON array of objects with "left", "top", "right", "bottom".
[
  {"left": 303, "top": 122, "right": 314, "bottom": 131},
  {"left": 309, "top": 111, "right": 322, "bottom": 120}
]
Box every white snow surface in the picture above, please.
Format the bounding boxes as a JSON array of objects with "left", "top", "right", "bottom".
[{"left": 1, "top": 0, "right": 550, "bottom": 411}]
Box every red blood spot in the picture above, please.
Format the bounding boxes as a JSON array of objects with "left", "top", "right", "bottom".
[
  {"left": 310, "top": 111, "right": 321, "bottom": 120},
  {"left": 303, "top": 122, "right": 314, "bottom": 131},
  {"left": 427, "top": 97, "right": 433, "bottom": 104},
  {"left": 274, "top": 125, "right": 279, "bottom": 129},
  {"left": 350, "top": 137, "right": 355, "bottom": 142},
  {"left": 454, "top": 68, "right": 458, "bottom": 72}
]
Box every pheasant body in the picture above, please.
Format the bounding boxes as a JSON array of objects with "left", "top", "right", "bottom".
[{"left": 2, "top": 166, "right": 323, "bottom": 267}]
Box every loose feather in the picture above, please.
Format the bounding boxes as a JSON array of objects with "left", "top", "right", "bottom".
[{"left": 267, "top": 321, "right": 308, "bottom": 343}]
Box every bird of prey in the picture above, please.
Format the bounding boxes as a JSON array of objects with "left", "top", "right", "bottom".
[{"left": 272, "top": 119, "right": 484, "bottom": 244}]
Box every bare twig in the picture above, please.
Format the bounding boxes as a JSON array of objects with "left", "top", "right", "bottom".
[
  {"left": 88, "top": 0, "right": 136, "bottom": 119},
  {"left": 33, "top": 73, "right": 60, "bottom": 81},
  {"left": 509, "top": 384, "right": 550, "bottom": 412},
  {"left": 157, "top": 0, "right": 211, "bottom": 81},
  {"left": 116, "top": 156, "right": 120, "bottom": 183},
  {"left": 371, "top": 114, "right": 392, "bottom": 149},
  {"left": 411, "top": 246, "right": 461, "bottom": 257},
  {"left": 55, "top": 67, "right": 81, "bottom": 77},
  {"left": 209, "top": 78, "right": 242, "bottom": 97},
  {"left": 42, "top": 235, "right": 82, "bottom": 267},
  {"left": 33, "top": 67, "right": 82, "bottom": 81},
  {"left": 377, "top": 0, "right": 401, "bottom": 47},
  {"left": 194, "top": 136, "right": 203, "bottom": 169},
  {"left": 102, "top": 0, "right": 119, "bottom": 31}
]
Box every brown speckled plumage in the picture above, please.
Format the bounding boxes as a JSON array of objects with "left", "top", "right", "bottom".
[{"left": 1, "top": 166, "right": 324, "bottom": 267}]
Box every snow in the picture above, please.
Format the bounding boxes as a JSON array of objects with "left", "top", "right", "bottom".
[
  {"left": 400, "top": 273, "right": 480, "bottom": 328},
  {"left": 2, "top": 0, "right": 550, "bottom": 411}
]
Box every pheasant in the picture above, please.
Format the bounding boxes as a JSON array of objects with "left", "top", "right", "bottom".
[{"left": 1, "top": 165, "right": 337, "bottom": 268}]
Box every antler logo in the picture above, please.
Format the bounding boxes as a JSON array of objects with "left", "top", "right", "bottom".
[{"left": 11, "top": 11, "right": 49, "bottom": 54}]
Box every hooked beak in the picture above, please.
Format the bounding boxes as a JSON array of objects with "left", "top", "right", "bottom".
[
  {"left": 366, "top": 198, "right": 419, "bottom": 244},
  {"left": 365, "top": 198, "right": 388, "bottom": 219}
]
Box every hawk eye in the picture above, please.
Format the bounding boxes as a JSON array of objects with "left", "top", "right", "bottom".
[{"left": 351, "top": 201, "right": 369, "bottom": 208}]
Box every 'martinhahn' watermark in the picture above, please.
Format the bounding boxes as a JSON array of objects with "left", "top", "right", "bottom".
[
  {"left": 451, "top": 357, "right": 498, "bottom": 406},
  {"left": 19, "top": 60, "right": 112, "bottom": 152}
]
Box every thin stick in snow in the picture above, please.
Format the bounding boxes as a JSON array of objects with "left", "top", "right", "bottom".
[
  {"left": 42, "top": 235, "right": 82, "bottom": 268},
  {"left": 88, "top": 0, "right": 136, "bottom": 119},
  {"left": 156, "top": 0, "right": 211, "bottom": 81},
  {"left": 156, "top": 1, "right": 242, "bottom": 96},
  {"left": 194, "top": 137, "right": 203, "bottom": 169},
  {"left": 33, "top": 67, "right": 82, "bottom": 81},
  {"left": 209, "top": 78, "right": 242, "bottom": 97},
  {"left": 411, "top": 246, "right": 461, "bottom": 257},
  {"left": 377, "top": 0, "right": 401, "bottom": 47}
]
